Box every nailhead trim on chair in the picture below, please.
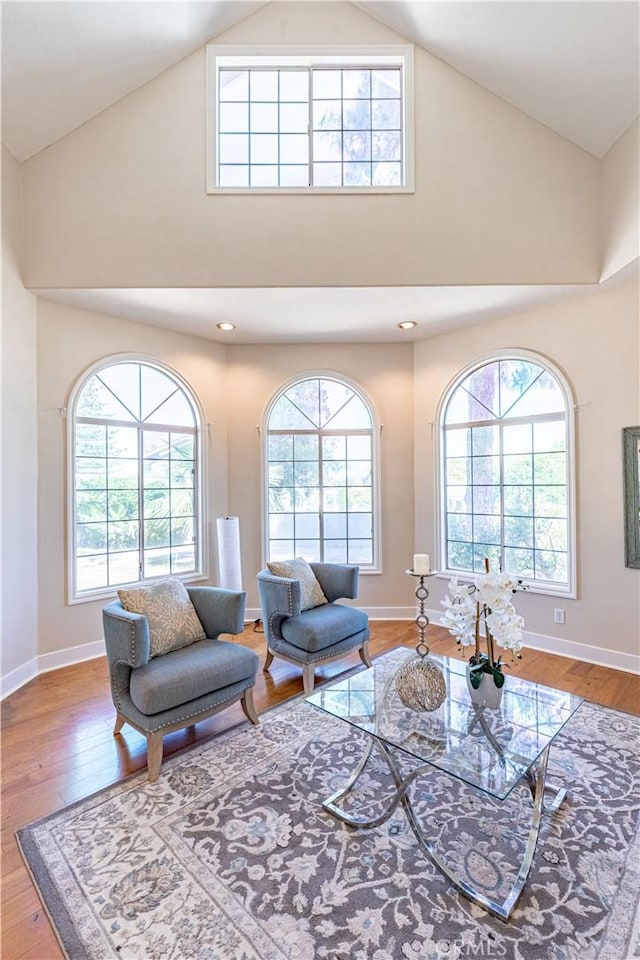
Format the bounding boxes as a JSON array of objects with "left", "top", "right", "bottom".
[
  {"left": 143, "top": 681, "right": 257, "bottom": 733},
  {"left": 268, "top": 637, "right": 367, "bottom": 664},
  {"left": 111, "top": 661, "right": 256, "bottom": 733},
  {"left": 105, "top": 610, "right": 138, "bottom": 664},
  {"left": 268, "top": 611, "right": 289, "bottom": 642},
  {"left": 259, "top": 574, "right": 297, "bottom": 645},
  {"left": 262, "top": 573, "right": 368, "bottom": 663}
]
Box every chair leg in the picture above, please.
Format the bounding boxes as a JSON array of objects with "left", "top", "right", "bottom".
[
  {"left": 241, "top": 687, "right": 259, "bottom": 725},
  {"left": 263, "top": 648, "right": 274, "bottom": 672},
  {"left": 146, "top": 731, "right": 164, "bottom": 782},
  {"left": 113, "top": 712, "right": 126, "bottom": 735},
  {"left": 302, "top": 663, "right": 315, "bottom": 696},
  {"left": 359, "top": 640, "right": 373, "bottom": 669}
]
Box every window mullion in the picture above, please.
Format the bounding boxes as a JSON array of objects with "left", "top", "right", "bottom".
[
  {"left": 138, "top": 426, "right": 144, "bottom": 579},
  {"left": 499, "top": 422, "right": 505, "bottom": 574},
  {"left": 247, "top": 69, "right": 253, "bottom": 187},
  {"left": 308, "top": 67, "right": 313, "bottom": 187},
  {"left": 318, "top": 439, "right": 324, "bottom": 561},
  {"left": 340, "top": 67, "right": 345, "bottom": 188},
  {"left": 277, "top": 68, "right": 281, "bottom": 188}
]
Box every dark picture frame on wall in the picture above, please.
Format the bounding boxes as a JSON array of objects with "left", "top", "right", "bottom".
[{"left": 623, "top": 426, "right": 640, "bottom": 569}]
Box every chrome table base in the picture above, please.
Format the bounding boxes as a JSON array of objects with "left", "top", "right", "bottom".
[{"left": 322, "top": 733, "right": 565, "bottom": 922}]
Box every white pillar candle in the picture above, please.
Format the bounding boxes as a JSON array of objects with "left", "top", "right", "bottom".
[{"left": 413, "top": 553, "right": 430, "bottom": 574}]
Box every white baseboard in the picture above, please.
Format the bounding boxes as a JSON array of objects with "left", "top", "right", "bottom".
[
  {"left": 249, "top": 604, "right": 640, "bottom": 674},
  {"left": 245, "top": 606, "right": 415, "bottom": 622},
  {"left": 3, "top": 608, "right": 638, "bottom": 700},
  {"left": 362, "top": 606, "right": 417, "bottom": 620},
  {"left": 1, "top": 657, "right": 38, "bottom": 700},
  {"left": 37, "top": 640, "right": 105, "bottom": 675},
  {"left": 522, "top": 628, "right": 640, "bottom": 675},
  {"left": 421, "top": 607, "right": 640, "bottom": 676},
  {"left": 1, "top": 640, "right": 105, "bottom": 701}
]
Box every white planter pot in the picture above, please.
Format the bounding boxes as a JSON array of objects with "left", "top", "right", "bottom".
[{"left": 466, "top": 665, "right": 504, "bottom": 709}]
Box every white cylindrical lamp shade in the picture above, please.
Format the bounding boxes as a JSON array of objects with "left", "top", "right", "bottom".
[{"left": 216, "top": 516, "right": 243, "bottom": 591}]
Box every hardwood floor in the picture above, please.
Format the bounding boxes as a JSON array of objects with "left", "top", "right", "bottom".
[{"left": 2, "top": 622, "right": 638, "bottom": 959}]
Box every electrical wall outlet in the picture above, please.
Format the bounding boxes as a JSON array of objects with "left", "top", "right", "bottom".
[{"left": 553, "top": 608, "right": 565, "bottom": 624}]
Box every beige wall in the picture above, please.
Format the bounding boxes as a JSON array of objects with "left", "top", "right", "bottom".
[
  {"left": 2, "top": 0, "right": 637, "bottom": 685},
  {"left": 34, "top": 312, "right": 415, "bottom": 653},
  {"left": 1, "top": 146, "right": 39, "bottom": 685},
  {"left": 21, "top": 1, "right": 599, "bottom": 289},
  {"left": 601, "top": 118, "right": 640, "bottom": 281},
  {"left": 226, "top": 343, "right": 415, "bottom": 612},
  {"left": 414, "top": 280, "right": 640, "bottom": 662},
  {"left": 36, "top": 299, "right": 229, "bottom": 655},
  {"left": 12, "top": 284, "right": 640, "bottom": 672}
]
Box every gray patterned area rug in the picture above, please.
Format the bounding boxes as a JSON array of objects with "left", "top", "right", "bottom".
[{"left": 17, "top": 649, "right": 640, "bottom": 960}]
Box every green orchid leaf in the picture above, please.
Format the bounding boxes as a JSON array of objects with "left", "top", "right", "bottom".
[{"left": 492, "top": 668, "right": 505, "bottom": 688}]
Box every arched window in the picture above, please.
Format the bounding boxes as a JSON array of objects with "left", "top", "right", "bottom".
[
  {"left": 265, "top": 376, "right": 378, "bottom": 568},
  {"left": 439, "top": 352, "right": 575, "bottom": 595},
  {"left": 69, "top": 358, "right": 204, "bottom": 600}
]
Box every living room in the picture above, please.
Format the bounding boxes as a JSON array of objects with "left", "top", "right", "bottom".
[{"left": 2, "top": 2, "right": 639, "bottom": 958}]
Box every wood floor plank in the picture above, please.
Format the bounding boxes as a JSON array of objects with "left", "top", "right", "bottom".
[
  {"left": 1, "top": 867, "right": 34, "bottom": 905},
  {"left": 1, "top": 621, "right": 638, "bottom": 959},
  {"left": 1, "top": 906, "right": 64, "bottom": 960}
]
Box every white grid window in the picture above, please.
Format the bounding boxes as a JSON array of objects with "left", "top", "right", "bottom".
[
  {"left": 208, "top": 47, "right": 413, "bottom": 192},
  {"left": 69, "top": 360, "right": 204, "bottom": 601},
  {"left": 439, "top": 354, "right": 576, "bottom": 596},
  {"left": 265, "top": 377, "right": 378, "bottom": 566}
]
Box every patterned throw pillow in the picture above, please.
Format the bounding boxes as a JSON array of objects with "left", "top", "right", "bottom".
[
  {"left": 118, "top": 578, "right": 206, "bottom": 658},
  {"left": 266, "top": 557, "right": 328, "bottom": 611}
]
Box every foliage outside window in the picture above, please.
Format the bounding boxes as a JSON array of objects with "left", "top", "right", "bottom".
[
  {"left": 70, "top": 360, "right": 203, "bottom": 600},
  {"left": 207, "top": 47, "right": 413, "bottom": 191},
  {"left": 266, "top": 377, "right": 377, "bottom": 567},
  {"left": 440, "top": 355, "right": 575, "bottom": 594}
]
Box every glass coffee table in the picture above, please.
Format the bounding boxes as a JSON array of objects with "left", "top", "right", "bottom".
[{"left": 306, "top": 648, "right": 583, "bottom": 921}]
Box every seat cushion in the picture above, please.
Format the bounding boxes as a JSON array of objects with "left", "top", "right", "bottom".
[
  {"left": 118, "top": 578, "right": 205, "bottom": 657},
  {"left": 129, "top": 638, "right": 258, "bottom": 715},
  {"left": 281, "top": 603, "right": 368, "bottom": 654}
]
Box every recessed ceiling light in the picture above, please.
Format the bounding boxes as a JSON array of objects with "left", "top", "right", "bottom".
[
  {"left": 216, "top": 322, "right": 236, "bottom": 332},
  {"left": 397, "top": 321, "right": 417, "bottom": 330}
]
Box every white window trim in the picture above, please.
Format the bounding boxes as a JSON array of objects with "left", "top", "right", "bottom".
[
  {"left": 206, "top": 44, "right": 415, "bottom": 195},
  {"left": 261, "top": 371, "right": 382, "bottom": 573},
  {"left": 66, "top": 354, "right": 209, "bottom": 605},
  {"left": 434, "top": 349, "right": 577, "bottom": 599}
]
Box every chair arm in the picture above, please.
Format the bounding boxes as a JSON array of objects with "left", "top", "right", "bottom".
[
  {"left": 102, "top": 601, "right": 150, "bottom": 668},
  {"left": 257, "top": 572, "right": 302, "bottom": 617},
  {"left": 187, "top": 587, "right": 246, "bottom": 637},
  {"left": 310, "top": 563, "right": 360, "bottom": 602},
  {"left": 257, "top": 571, "right": 302, "bottom": 642}
]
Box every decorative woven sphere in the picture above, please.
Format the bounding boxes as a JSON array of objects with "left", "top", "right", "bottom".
[{"left": 395, "top": 657, "right": 447, "bottom": 712}]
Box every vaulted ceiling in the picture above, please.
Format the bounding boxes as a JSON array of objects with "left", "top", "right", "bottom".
[
  {"left": 3, "top": 1, "right": 638, "bottom": 162},
  {"left": 2, "top": 2, "right": 638, "bottom": 343}
]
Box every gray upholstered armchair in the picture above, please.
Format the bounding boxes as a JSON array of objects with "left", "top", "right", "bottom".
[
  {"left": 257, "top": 562, "right": 371, "bottom": 695},
  {"left": 103, "top": 585, "right": 259, "bottom": 781}
]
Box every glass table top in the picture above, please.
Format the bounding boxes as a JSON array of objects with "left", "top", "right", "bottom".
[{"left": 306, "top": 648, "right": 583, "bottom": 801}]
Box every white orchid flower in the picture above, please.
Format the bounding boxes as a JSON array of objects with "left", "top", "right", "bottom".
[{"left": 441, "top": 564, "right": 527, "bottom": 667}]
